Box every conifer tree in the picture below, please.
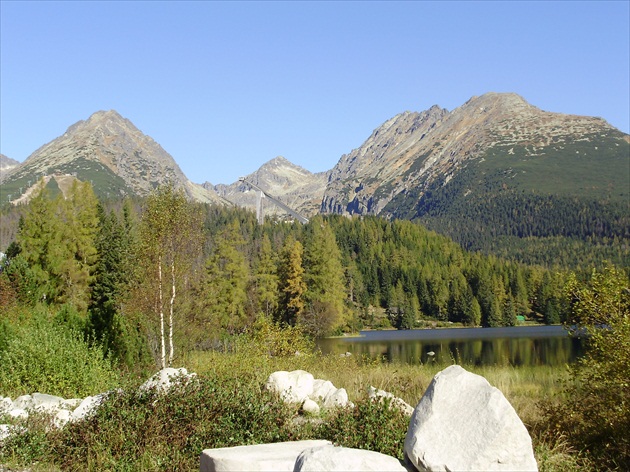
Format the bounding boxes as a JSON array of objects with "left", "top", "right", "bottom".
[
  {"left": 254, "top": 234, "right": 278, "bottom": 317},
  {"left": 302, "top": 217, "right": 346, "bottom": 335},
  {"left": 277, "top": 235, "right": 306, "bottom": 326},
  {"left": 204, "top": 220, "right": 249, "bottom": 333}
]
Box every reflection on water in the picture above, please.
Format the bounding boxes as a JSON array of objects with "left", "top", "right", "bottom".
[{"left": 317, "top": 326, "right": 585, "bottom": 367}]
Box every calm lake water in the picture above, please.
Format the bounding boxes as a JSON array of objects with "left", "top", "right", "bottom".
[{"left": 316, "top": 325, "right": 585, "bottom": 367}]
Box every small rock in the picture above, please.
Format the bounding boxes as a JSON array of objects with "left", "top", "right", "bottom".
[
  {"left": 54, "top": 409, "right": 72, "bottom": 429},
  {"left": 265, "top": 370, "right": 314, "bottom": 404},
  {"left": 368, "top": 386, "right": 414, "bottom": 416},
  {"left": 301, "top": 398, "right": 320, "bottom": 416},
  {"left": 13, "top": 394, "right": 34, "bottom": 410},
  {"left": 322, "top": 387, "right": 350, "bottom": 409},
  {"left": 0, "top": 397, "right": 13, "bottom": 415},
  {"left": 139, "top": 367, "right": 197, "bottom": 394}
]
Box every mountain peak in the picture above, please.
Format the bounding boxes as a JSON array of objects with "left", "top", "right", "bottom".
[{"left": 2, "top": 110, "right": 222, "bottom": 205}]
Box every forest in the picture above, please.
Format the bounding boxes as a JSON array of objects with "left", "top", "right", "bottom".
[{"left": 0, "top": 180, "right": 587, "bottom": 368}]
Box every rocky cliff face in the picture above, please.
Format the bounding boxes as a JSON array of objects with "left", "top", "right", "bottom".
[
  {"left": 212, "top": 156, "right": 327, "bottom": 218},
  {"left": 320, "top": 92, "right": 628, "bottom": 217},
  {"left": 0, "top": 154, "right": 20, "bottom": 177},
  {"left": 1, "top": 110, "right": 222, "bottom": 205}
]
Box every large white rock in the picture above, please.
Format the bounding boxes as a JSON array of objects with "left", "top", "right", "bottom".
[
  {"left": 404, "top": 365, "right": 538, "bottom": 472},
  {"left": 200, "top": 440, "right": 331, "bottom": 472},
  {"left": 294, "top": 444, "right": 410, "bottom": 471},
  {"left": 368, "top": 386, "right": 414, "bottom": 416},
  {"left": 265, "top": 370, "right": 315, "bottom": 404},
  {"left": 139, "top": 367, "right": 197, "bottom": 394}
]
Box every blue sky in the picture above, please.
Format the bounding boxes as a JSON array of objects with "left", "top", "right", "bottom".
[{"left": 1, "top": 1, "right": 628, "bottom": 185}]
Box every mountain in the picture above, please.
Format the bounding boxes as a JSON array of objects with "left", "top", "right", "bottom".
[
  {"left": 320, "top": 92, "right": 630, "bottom": 258},
  {"left": 211, "top": 156, "right": 327, "bottom": 218},
  {"left": 0, "top": 110, "right": 223, "bottom": 205},
  {"left": 0, "top": 154, "right": 20, "bottom": 176}
]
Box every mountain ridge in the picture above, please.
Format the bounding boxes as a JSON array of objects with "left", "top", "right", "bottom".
[{"left": 0, "top": 110, "right": 223, "bottom": 205}]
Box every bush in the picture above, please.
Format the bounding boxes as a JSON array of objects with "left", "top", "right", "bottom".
[
  {"left": 50, "top": 375, "right": 299, "bottom": 471},
  {"left": 544, "top": 265, "right": 630, "bottom": 469},
  {"left": 0, "top": 317, "right": 120, "bottom": 398},
  {"left": 246, "top": 314, "right": 315, "bottom": 357},
  {"left": 313, "top": 397, "right": 410, "bottom": 459}
]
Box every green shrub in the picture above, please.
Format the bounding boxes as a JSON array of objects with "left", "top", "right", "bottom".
[
  {"left": 51, "top": 375, "right": 299, "bottom": 471},
  {"left": 544, "top": 265, "right": 630, "bottom": 469},
  {"left": 0, "top": 317, "right": 120, "bottom": 398},
  {"left": 244, "top": 313, "right": 316, "bottom": 358},
  {"left": 313, "top": 397, "right": 409, "bottom": 459}
]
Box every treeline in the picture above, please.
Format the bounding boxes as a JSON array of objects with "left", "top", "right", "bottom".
[
  {"left": 386, "top": 164, "right": 630, "bottom": 269},
  {"left": 1, "top": 181, "right": 575, "bottom": 368}
]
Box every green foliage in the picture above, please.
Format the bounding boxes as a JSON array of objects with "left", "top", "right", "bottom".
[
  {"left": 277, "top": 235, "right": 307, "bottom": 326},
  {"left": 42, "top": 376, "right": 298, "bottom": 471},
  {"left": 545, "top": 265, "right": 630, "bottom": 469},
  {"left": 313, "top": 398, "right": 409, "bottom": 459},
  {"left": 134, "top": 183, "right": 204, "bottom": 367},
  {"left": 0, "top": 313, "right": 119, "bottom": 398},
  {"left": 14, "top": 179, "right": 100, "bottom": 313},
  {"left": 302, "top": 216, "right": 347, "bottom": 335},
  {"left": 247, "top": 313, "right": 315, "bottom": 357},
  {"left": 203, "top": 220, "right": 251, "bottom": 333}
]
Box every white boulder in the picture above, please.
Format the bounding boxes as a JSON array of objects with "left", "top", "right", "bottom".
[
  {"left": 265, "top": 370, "right": 315, "bottom": 404},
  {"left": 70, "top": 393, "right": 106, "bottom": 422},
  {"left": 54, "top": 409, "right": 72, "bottom": 429},
  {"left": 8, "top": 408, "right": 28, "bottom": 420},
  {"left": 322, "top": 387, "right": 350, "bottom": 409},
  {"left": 368, "top": 386, "right": 414, "bottom": 416},
  {"left": 200, "top": 440, "right": 331, "bottom": 472},
  {"left": 301, "top": 398, "right": 320, "bottom": 416},
  {"left": 139, "top": 367, "right": 197, "bottom": 394},
  {"left": 404, "top": 365, "right": 538, "bottom": 472},
  {"left": 31, "top": 393, "right": 65, "bottom": 414},
  {"left": 311, "top": 379, "right": 337, "bottom": 403},
  {"left": 294, "top": 444, "right": 410, "bottom": 472}
]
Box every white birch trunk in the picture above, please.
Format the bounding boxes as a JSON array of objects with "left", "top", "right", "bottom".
[
  {"left": 169, "top": 259, "right": 175, "bottom": 367},
  {"left": 158, "top": 255, "right": 166, "bottom": 369}
]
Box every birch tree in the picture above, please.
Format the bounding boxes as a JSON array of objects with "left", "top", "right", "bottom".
[{"left": 137, "top": 184, "right": 202, "bottom": 368}]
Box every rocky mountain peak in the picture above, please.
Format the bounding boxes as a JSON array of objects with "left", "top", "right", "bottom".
[
  {"left": 321, "top": 92, "right": 628, "bottom": 217},
  {"left": 1, "top": 110, "right": 222, "bottom": 205},
  {"left": 0, "top": 154, "right": 20, "bottom": 176}
]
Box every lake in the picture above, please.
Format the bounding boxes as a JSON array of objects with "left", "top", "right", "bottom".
[{"left": 316, "top": 325, "right": 585, "bottom": 367}]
